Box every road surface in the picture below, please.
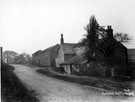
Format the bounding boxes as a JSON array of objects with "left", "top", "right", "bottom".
[{"left": 12, "top": 64, "right": 135, "bottom": 102}]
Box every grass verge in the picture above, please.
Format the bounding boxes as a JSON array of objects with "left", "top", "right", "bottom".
[
  {"left": 1, "top": 63, "right": 39, "bottom": 102},
  {"left": 37, "top": 68, "right": 134, "bottom": 92}
]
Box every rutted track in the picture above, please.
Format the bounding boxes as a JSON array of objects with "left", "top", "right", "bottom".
[{"left": 12, "top": 64, "right": 135, "bottom": 102}]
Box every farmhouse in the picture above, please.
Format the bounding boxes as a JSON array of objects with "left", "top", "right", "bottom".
[
  {"left": 32, "top": 26, "right": 129, "bottom": 75},
  {"left": 58, "top": 26, "right": 128, "bottom": 75}
]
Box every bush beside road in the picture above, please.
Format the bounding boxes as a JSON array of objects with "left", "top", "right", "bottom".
[{"left": 37, "top": 68, "right": 135, "bottom": 92}]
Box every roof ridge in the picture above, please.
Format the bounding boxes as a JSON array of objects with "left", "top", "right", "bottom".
[
  {"left": 42, "top": 44, "right": 59, "bottom": 52},
  {"left": 33, "top": 50, "right": 42, "bottom": 55},
  {"left": 62, "top": 43, "right": 77, "bottom": 45}
]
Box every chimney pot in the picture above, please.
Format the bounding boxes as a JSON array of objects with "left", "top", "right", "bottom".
[
  {"left": 109, "top": 26, "right": 111, "bottom": 29},
  {"left": 107, "top": 25, "right": 110, "bottom": 29},
  {"left": 106, "top": 25, "right": 113, "bottom": 38},
  {"left": 60, "top": 34, "right": 64, "bottom": 44}
]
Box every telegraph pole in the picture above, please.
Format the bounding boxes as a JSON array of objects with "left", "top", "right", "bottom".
[
  {"left": 0, "top": 47, "right": 2, "bottom": 102},
  {"left": 0, "top": 47, "right": 2, "bottom": 69}
]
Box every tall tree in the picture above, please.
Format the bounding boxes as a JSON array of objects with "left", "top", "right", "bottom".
[
  {"left": 78, "top": 15, "right": 105, "bottom": 62},
  {"left": 79, "top": 15, "right": 100, "bottom": 62},
  {"left": 79, "top": 15, "right": 131, "bottom": 66}
]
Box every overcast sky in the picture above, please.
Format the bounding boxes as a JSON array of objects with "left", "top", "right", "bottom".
[{"left": 0, "top": 0, "right": 135, "bottom": 54}]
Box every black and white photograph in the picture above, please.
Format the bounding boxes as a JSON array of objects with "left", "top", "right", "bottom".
[{"left": 0, "top": 0, "right": 135, "bottom": 102}]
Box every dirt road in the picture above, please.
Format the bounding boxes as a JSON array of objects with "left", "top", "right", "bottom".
[{"left": 12, "top": 64, "right": 134, "bottom": 102}]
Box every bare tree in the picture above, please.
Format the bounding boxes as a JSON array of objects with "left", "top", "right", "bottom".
[{"left": 114, "top": 32, "right": 131, "bottom": 43}]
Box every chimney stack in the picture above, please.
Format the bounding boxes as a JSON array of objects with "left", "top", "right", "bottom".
[
  {"left": 60, "top": 34, "right": 64, "bottom": 44},
  {"left": 106, "top": 25, "right": 113, "bottom": 38}
]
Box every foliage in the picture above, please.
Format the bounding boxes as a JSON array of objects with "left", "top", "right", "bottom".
[
  {"left": 2, "top": 50, "right": 32, "bottom": 64},
  {"left": 113, "top": 66, "right": 135, "bottom": 81},
  {"left": 97, "top": 37, "right": 118, "bottom": 65},
  {"left": 73, "top": 63, "right": 105, "bottom": 77},
  {"left": 2, "top": 50, "right": 18, "bottom": 63},
  {"left": 78, "top": 15, "right": 102, "bottom": 62},
  {"left": 14, "top": 53, "right": 32, "bottom": 64}
]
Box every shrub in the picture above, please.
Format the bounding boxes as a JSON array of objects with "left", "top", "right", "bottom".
[
  {"left": 52, "top": 67, "right": 65, "bottom": 73},
  {"left": 73, "top": 62, "right": 105, "bottom": 77}
]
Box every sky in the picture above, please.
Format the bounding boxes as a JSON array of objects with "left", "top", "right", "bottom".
[{"left": 0, "top": 0, "right": 135, "bottom": 54}]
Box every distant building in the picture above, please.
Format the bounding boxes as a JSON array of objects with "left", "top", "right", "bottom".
[
  {"left": 32, "top": 44, "right": 60, "bottom": 67},
  {"left": 128, "top": 49, "right": 135, "bottom": 63},
  {"left": 32, "top": 50, "right": 42, "bottom": 64}
]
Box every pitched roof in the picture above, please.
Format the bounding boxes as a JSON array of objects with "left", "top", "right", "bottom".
[
  {"left": 60, "top": 53, "right": 87, "bottom": 65},
  {"left": 61, "top": 43, "right": 77, "bottom": 54},
  {"left": 32, "top": 50, "right": 42, "bottom": 55},
  {"left": 99, "top": 36, "right": 127, "bottom": 50},
  {"left": 42, "top": 44, "right": 59, "bottom": 53},
  {"left": 32, "top": 44, "right": 60, "bottom": 55}
]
